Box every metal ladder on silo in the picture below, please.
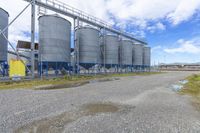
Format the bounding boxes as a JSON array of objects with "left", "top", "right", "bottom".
[
  {"left": 0, "top": 66, "right": 3, "bottom": 75},
  {"left": 0, "top": 63, "right": 5, "bottom": 76}
]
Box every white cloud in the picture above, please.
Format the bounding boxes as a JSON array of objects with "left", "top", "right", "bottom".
[
  {"left": 106, "top": 0, "right": 178, "bottom": 20},
  {"left": 1, "top": 0, "right": 200, "bottom": 46},
  {"left": 1, "top": 0, "right": 111, "bottom": 46},
  {"left": 156, "top": 22, "right": 166, "bottom": 30},
  {"left": 167, "top": 0, "right": 200, "bottom": 25},
  {"left": 164, "top": 38, "right": 200, "bottom": 54},
  {"left": 151, "top": 45, "right": 162, "bottom": 52},
  {"left": 106, "top": 0, "right": 200, "bottom": 31},
  {"left": 1, "top": 0, "right": 33, "bottom": 47},
  {"left": 147, "top": 22, "right": 166, "bottom": 33},
  {"left": 56, "top": 0, "right": 110, "bottom": 22}
]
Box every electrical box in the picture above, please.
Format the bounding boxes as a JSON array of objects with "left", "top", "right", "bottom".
[{"left": 9, "top": 59, "right": 25, "bottom": 78}]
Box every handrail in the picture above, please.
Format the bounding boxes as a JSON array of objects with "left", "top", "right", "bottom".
[{"left": 24, "top": 0, "right": 147, "bottom": 44}]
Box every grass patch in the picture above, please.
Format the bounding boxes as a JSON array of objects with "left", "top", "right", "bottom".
[
  {"left": 0, "top": 72, "right": 162, "bottom": 90},
  {"left": 0, "top": 75, "right": 97, "bottom": 90},
  {"left": 180, "top": 74, "right": 200, "bottom": 111}
]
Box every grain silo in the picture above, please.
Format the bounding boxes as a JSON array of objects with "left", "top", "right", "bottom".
[
  {"left": 38, "top": 15, "right": 71, "bottom": 74},
  {"left": 143, "top": 46, "right": 151, "bottom": 67},
  {"left": 76, "top": 26, "right": 100, "bottom": 69},
  {"left": 104, "top": 35, "right": 119, "bottom": 69},
  {"left": 0, "top": 8, "right": 9, "bottom": 62},
  {"left": 133, "top": 44, "right": 143, "bottom": 69},
  {"left": 121, "top": 40, "right": 133, "bottom": 67}
]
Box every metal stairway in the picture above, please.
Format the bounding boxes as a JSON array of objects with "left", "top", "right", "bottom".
[{"left": 24, "top": 0, "right": 147, "bottom": 44}]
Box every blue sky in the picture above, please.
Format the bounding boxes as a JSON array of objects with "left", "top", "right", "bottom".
[
  {"left": 146, "top": 13, "right": 200, "bottom": 64},
  {"left": 1, "top": 0, "right": 200, "bottom": 65}
]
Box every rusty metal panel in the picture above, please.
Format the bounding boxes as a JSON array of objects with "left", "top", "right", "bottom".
[{"left": 17, "top": 40, "right": 38, "bottom": 50}]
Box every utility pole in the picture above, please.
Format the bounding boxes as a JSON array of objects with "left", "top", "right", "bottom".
[
  {"left": 73, "top": 18, "right": 76, "bottom": 75},
  {"left": 76, "top": 17, "right": 80, "bottom": 75},
  {"left": 31, "top": 0, "right": 36, "bottom": 78},
  {"left": 103, "top": 27, "right": 106, "bottom": 73}
]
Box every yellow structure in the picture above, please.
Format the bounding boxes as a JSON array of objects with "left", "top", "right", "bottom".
[{"left": 9, "top": 59, "right": 26, "bottom": 77}]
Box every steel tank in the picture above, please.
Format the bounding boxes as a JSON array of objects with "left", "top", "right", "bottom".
[
  {"left": 143, "top": 46, "right": 151, "bottom": 66},
  {"left": 0, "top": 8, "right": 9, "bottom": 62},
  {"left": 39, "top": 15, "right": 71, "bottom": 63},
  {"left": 133, "top": 44, "right": 143, "bottom": 66},
  {"left": 76, "top": 27, "right": 100, "bottom": 69},
  {"left": 104, "top": 35, "right": 119, "bottom": 68},
  {"left": 121, "top": 40, "right": 133, "bottom": 66}
]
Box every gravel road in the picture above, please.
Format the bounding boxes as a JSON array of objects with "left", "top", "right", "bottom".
[{"left": 0, "top": 71, "right": 200, "bottom": 133}]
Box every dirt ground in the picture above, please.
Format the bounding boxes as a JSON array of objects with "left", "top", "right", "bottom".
[{"left": 0, "top": 71, "right": 200, "bottom": 133}]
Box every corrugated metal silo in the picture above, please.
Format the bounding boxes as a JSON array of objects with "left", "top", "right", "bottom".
[
  {"left": 143, "top": 46, "right": 151, "bottom": 66},
  {"left": 133, "top": 44, "right": 143, "bottom": 66},
  {"left": 76, "top": 27, "right": 100, "bottom": 69},
  {"left": 0, "top": 8, "right": 9, "bottom": 62},
  {"left": 39, "top": 15, "right": 71, "bottom": 63},
  {"left": 104, "top": 35, "right": 119, "bottom": 68},
  {"left": 121, "top": 40, "right": 133, "bottom": 66}
]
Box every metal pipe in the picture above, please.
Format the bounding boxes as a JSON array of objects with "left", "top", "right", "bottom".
[
  {"left": 1, "top": 33, "right": 31, "bottom": 73},
  {"left": 119, "top": 35, "right": 122, "bottom": 73},
  {"left": 103, "top": 27, "right": 106, "bottom": 73},
  {"left": 76, "top": 17, "right": 79, "bottom": 75},
  {"left": 8, "top": 50, "right": 30, "bottom": 59},
  {"left": 31, "top": 0, "right": 36, "bottom": 78},
  {"left": 73, "top": 18, "right": 76, "bottom": 75},
  {"left": 0, "top": 3, "right": 31, "bottom": 35},
  {"left": 23, "top": 0, "right": 147, "bottom": 44}
]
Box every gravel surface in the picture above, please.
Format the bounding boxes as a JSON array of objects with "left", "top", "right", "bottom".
[{"left": 0, "top": 71, "right": 200, "bottom": 133}]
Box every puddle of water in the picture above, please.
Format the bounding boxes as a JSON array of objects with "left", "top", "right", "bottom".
[
  {"left": 34, "top": 81, "right": 89, "bottom": 90},
  {"left": 171, "top": 80, "right": 188, "bottom": 92},
  {"left": 83, "top": 103, "right": 119, "bottom": 115},
  {"left": 171, "top": 84, "right": 183, "bottom": 92},
  {"left": 15, "top": 102, "right": 137, "bottom": 133},
  {"left": 15, "top": 103, "right": 119, "bottom": 133},
  {"left": 179, "top": 80, "right": 188, "bottom": 85},
  {"left": 15, "top": 112, "right": 74, "bottom": 133},
  {"left": 35, "top": 78, "right": 119, "bottom": 90},
  {"left": 89, "top": 78, "right": 119, "bottom": 84}
]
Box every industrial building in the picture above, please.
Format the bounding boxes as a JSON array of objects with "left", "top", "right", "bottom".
[
  {"left": 0, "top": 0, "right": 151, "bottom": 78},
  {"left": 159, "top": 63, "right": 200, "bottom": 71}
]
